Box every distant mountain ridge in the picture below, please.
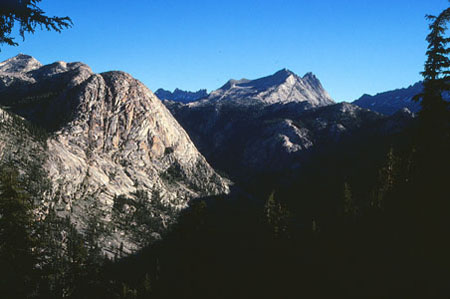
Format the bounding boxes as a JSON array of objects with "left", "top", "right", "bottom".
[
  {"left": 188, "top": 68, "right": 334, "bottom": 107},
  {"left": 163, "top": 70, "right": 412, "bottom": 184},
  {"left": 155, "top": 88, "right": 208, "bottom": 103},
  {"left": 352, "top": 82, "right": 423, "bottom": 115}
]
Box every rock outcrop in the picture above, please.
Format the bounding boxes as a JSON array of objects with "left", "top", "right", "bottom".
[{"left": 0, "top": 54, "right": 230, "bottom": 255}]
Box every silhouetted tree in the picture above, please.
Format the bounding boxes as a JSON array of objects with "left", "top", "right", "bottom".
[
  {"left": 0, "top": 0, "right": 72, "bottom": 48},
  {"left": 415, "top": 5, "right": 450, "bottom": 142}
]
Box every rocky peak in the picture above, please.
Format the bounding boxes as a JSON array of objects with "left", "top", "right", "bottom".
[
  {"left": 218, "top": 78, "right": 251, "bottom": 90},
  {"left": 302, "top": 72, "right": 319, "bottom": 84},
  {"left": 198, "top": 68, "right": 334, "bottom": 107},
  {"left": 250, "top": 69, "right": 296, "bottom": 90},
  {"left": 155, "top": 87, "right": 208, "bottom": 103},
  {"left": 277, "top": 68, "right": 295, "bottom": 76},
  {"left": 0, "top": 54, "right": 42, "bottom": 73},
  {"left": 29, "top": 61, "right": 90, "bottom": 78},
  {"left": 261, "top": 68, "right": 296, "bottom": 84},
  {"left": 0, "top": 56, "right": 94, "bottom": 131},
  {"left": 0, "top": 55, "right": 230, "bottom": 255}
]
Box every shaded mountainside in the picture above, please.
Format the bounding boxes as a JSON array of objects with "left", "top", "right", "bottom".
[
  {"left": 352, "top": 82, "right": 423, "bottom": 115},
  {"left": 0, "top": 107, "right": 50, "bottom": 203},
  {"left": 0, "top": 54, "right": 230, "bottom": 255},
  {"left": 166, "top": 95, "right": 414, "bottom": 187},
  {"left": 155, "top": 88, "right": 207, "bottom": 103}
]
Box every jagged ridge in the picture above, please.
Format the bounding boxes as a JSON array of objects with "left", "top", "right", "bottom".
[
  {"left": 155, "top": 88, "right": 208, "bottom": 103},
  {"left": 193, "top": 68, "right": 334, "bottom": 107}
]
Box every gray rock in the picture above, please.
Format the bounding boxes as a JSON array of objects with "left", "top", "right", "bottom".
[
  {"left": 0, "top": 55, "right": 230, "bottom": 255},
  {"left": 0, "top": 53, "right": 42, "bottom": 73},
  {"left": 190, "top": 68, "right": 334, "bottom": 107}
]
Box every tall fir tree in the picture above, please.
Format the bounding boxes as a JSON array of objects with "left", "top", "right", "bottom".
[
  {"left": 264, "top": 191, "right": 290, "bottom": 238},
  {"left": 415, "top": 6, "right": 450, "bottom": 144},
  {"left": 0, "top": 166, "right": 37, "bottom": 298}
]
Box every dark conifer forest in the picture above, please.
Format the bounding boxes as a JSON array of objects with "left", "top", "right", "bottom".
[{"left": 0, "top": 2, "right": 450, "bottom": 299}]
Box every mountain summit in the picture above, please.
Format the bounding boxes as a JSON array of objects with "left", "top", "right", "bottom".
[
  {"left": 0, "top": 53, "right": 42, "bottom": 73},
  {"left": 197, "top": 68, "right": 334, "bottom": 107}
]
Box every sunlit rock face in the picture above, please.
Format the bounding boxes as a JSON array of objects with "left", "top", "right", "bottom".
[
  {"left": 0, "top": 55, "right": 230, "bottom": 255},
  {"left": 0, "top": 53, "right": 42, "bottom": 73},
  {"left": 189, "top": 69, "right": 334, "bottom": 107}
]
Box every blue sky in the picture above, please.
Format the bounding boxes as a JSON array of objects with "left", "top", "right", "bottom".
[{"left": 0, "top": 0, "right": 449, "bottom": 101}]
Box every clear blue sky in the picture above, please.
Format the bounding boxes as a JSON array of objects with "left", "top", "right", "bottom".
[{"left": 0, "top": 0, "right": 449, "bottom": 101}]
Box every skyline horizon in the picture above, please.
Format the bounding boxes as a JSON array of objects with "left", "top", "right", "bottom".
[
  {"left": 0, "top": 0, "right": 448, "bottom": 102},
  {"left": 0, "top": 52, "right": 424, "bottom": 102},
  {"left": 151, "top": 66, "right": 423, "bottom": 101}
]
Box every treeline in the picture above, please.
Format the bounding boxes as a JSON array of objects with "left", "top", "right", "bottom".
[
  {"left": 82, "top": 8, "right": 450, "bottom": 297},
  {"left": 1, "top": 120, "right": 447, "bottom": 298},
  {"left": 0, "top": 165, "right": 108, "bottom": 298},
  {"left": 0, "top": 90, "right": 448, "bottom": 298},
  {"left": 0, "top": 109, "right": 49, "bottom": 144},
  {"left": 94, "top": 118, "right": 448, "bottom": 298}
]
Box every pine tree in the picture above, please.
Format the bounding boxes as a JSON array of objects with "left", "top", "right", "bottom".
[
  {"left": 264, "top": 191, "right": 290, "bottom": 238},
  {"left": 0, "top": 0, "right": 72, "bottom": 48},
  {"left": 343, "top": 182, "right": 354, "bottom": 215},
  {"left": 141, "top": 273, "right": 153, "bottom": 296},
  {"left": 0, "top": 166, "right": 37, "bottom": 298},
  {"left": 413, "top": 4, "right": 450, "bottom": 214},
  {"left": 415, "top": 6, "right": 450, "bottom": 144},
  {"left": 373, "top": 147, "right": 398, "bottom": 210},
  {"left": 36, "top": 214, "right": 87, "bottom": 298},
  {"left": 311, "top": 218, "right": 320, "bottom": 233}
]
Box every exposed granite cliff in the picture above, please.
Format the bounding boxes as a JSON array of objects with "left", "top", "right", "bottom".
[{"left": 0, "top": 54, "right": 230, "bottom": 254}]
